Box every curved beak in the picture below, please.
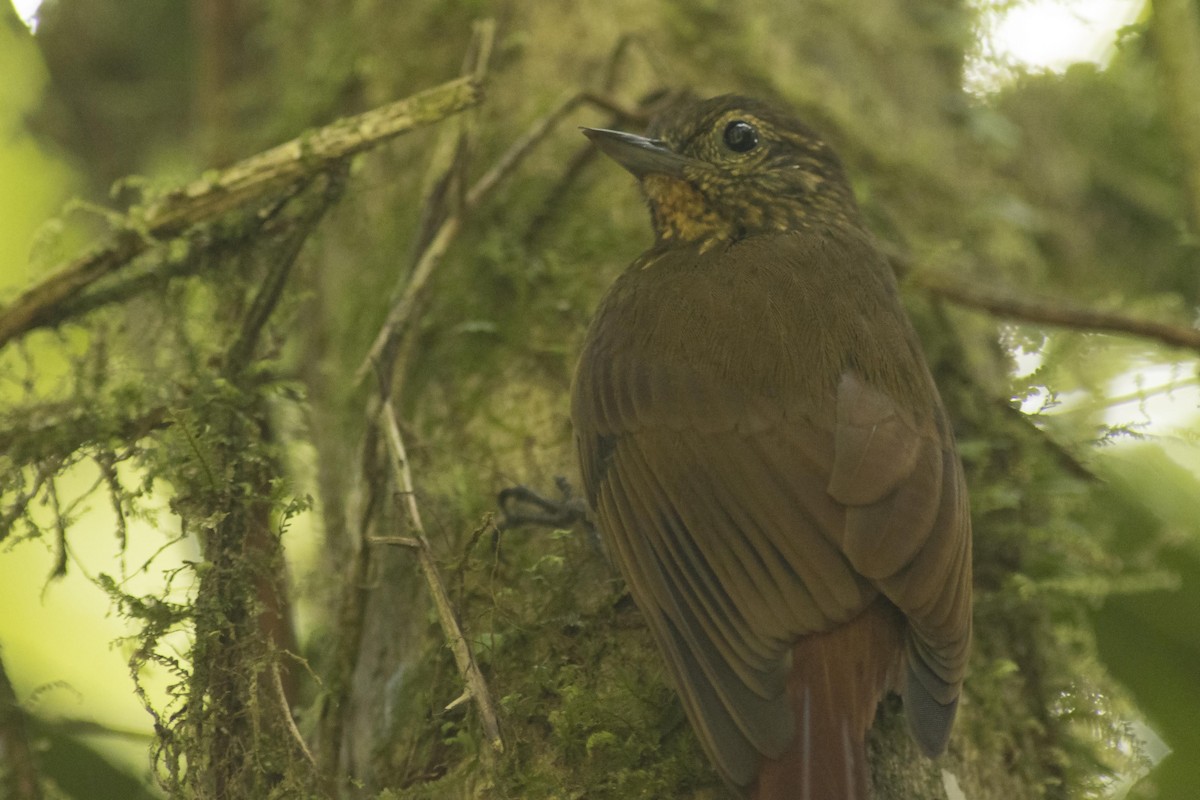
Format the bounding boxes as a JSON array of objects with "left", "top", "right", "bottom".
[{"left": 582, "top": 127, "right": 694, "bottom": 179}]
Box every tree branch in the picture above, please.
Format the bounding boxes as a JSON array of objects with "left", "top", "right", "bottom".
[
  {"left": 0, "top": 75, "right": 482, "bottom": 352},
  {"left": 911, "top": 274, "right": 1200, "bottom": 353}
]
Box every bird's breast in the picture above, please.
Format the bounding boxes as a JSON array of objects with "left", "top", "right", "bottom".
[{"left": 643, "top": 175, "right": 735, "bottom": 245}]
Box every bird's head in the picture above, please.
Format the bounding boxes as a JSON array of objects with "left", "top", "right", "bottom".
[{"left": 585, "top": 95, "right": 860, "bottom": 246}]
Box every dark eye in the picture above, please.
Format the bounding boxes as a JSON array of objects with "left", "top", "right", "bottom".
[{"left": 722, "top": 120, "right": 759, "bottom": 153}]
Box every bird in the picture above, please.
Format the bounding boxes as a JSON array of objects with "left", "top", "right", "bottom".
[{"left": 570, "top": 95, "right": 973, "bottom": 799}]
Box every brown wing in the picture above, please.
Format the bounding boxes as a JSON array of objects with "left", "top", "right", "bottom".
[
  {"left": 571, "top": 230, "right": 971, "bottom": 784},
  {"left": 830, "top": 370, "right": 973, "bottom": 755}
]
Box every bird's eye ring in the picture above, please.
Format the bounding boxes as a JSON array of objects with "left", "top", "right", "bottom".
[{"left": 722, "top": 120, "right": 759, "bottom": 153}]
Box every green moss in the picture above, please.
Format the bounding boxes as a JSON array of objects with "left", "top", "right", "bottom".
[{"left": 374, "top": 525, "right": 719, "bottom": 799}]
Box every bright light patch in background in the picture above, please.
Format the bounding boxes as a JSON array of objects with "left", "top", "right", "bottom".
[
  {"left": 974, "top": 1, "right": 1200, "bottom": 460},
  {"left": 11, "top": 0, "right": 42, "bottom": 30},
  {"left": 992, "top": 0, "right": 1142, "bottom": 71},
  {"left": 969, "top": 0, "right": 1144, "bottom": 91},
  {"left": 1012, "top": 343, "right": 1200, "bottom": 453},
  {"left": 1104, "top": 361, "right": 1200, "bottom": 445}
]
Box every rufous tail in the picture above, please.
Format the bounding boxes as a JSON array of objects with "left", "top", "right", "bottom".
[{"left": 753, "top": 600, "right": 904, "bottom": 800}]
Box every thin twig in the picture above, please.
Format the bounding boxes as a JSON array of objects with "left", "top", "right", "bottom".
[
  {"left": 521, "top": 90, "right": 673, "bottom": 246},
  {"left": 913, "top": 274, "right": 1200, "bottom": 353},
  {"left": 368, "top": 535, "right": 421, "bottom": 548},
  {"left": 225, "top": 171, "right": 345, "bottom": 373},
  {"left": 465, "top": 90, "right": 649, "bottom": 211},
  {"left": 320, "top": 21, "right": 497, "bottom": 774},
  {"left": 354, "top": 215, "right": 462, "bottom": 382},
  {"left": 374, "top": 399, "right": 504, "bottom": 753},
  {"left": 354, "top": 21, "right": 496, "bottom": 385},
  {"left": 355, "top": 84, "right": 653, "bottom": 383},
  {"left": 271, "top": 659, "right": 317, "bottom": 768},
  {"left": 465, "top": 91, "right": 587, "bottom": 209},
  {"left": 357, "top": 70, "right": 561, "bottom": 380},
  {"left": 0, "top": 75, "right": 482, "bottom": 352},
  {"left": 380, "top": 404, "right": 425, "bottom": 534}
]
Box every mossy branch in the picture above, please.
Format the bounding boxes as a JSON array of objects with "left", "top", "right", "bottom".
[
  {"left": 0, "top": 74, "right": 483, "bottom": 351},
  {"left": 174, "top": 173, "right": 341, "bottom": 799}
]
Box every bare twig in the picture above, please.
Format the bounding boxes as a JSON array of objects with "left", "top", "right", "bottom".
[
  {"left": 466, "top": 90, "right": 650, "bottom": 211},
  {"left": 355, "top": 21, "right": 496, "bottom": 384},
  {"left": 0, "top": 75, "right": 482, "bottom": 351},
  {"left": 913, "top": 274, "right": 1200, "bottom": 353},
  {"left": 225, "top": 170, "right": 346, "bottom": 373},
  {"left": 320, "top": 22, "right": 497, "bottom": 775},
  {"left": 1151, "top": 0, "right": 1200, "bottom": 233},
  {"left": 369, "top": 535, "right": 421, "bottom": 548},
  {"left": 271, "top": 659, "right": 317, "bottom": 768},
  {"left": 380, "top": 402, "right": 427, "bottom": 536},
  {"left": 354, "top": 215, "right": 463, "bottom": 383},
  {"left": 372, "top": 399, "right": 504, "bottom": 753},
  {"left": 355, "top": 82, "right": 572, "bottom": 382},
  {"left": 522, "top": 90, "right": 673, "bottom": 246},
  {"left": 465, "top": 91, "right": 588, "bottom": 209}
]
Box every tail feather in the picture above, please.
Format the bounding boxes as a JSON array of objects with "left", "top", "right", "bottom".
[{"left": 753, "top": 601, "right": 903, "bottom": 800}]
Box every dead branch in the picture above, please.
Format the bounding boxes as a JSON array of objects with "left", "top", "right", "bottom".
[
  {"left": 322, "top": 20, "right": 500, "bottom": 775},
  {"left": 355, "top": 215, "right": 464, "bottom": 384},
  {"left": 272, "top": 659, "right": 317, "bottom": 769},
  {"left": 353, "top": 22, "right": 505, "bottom": 756},
  {"left": 0, "top": 75, "right": 483, "bottom": 352},
  {"left": 371, "top": 399, "right": 504, "bottom": 754},
  {"left": 465, "top": 91, "right": 588, "bottom": 209}
]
